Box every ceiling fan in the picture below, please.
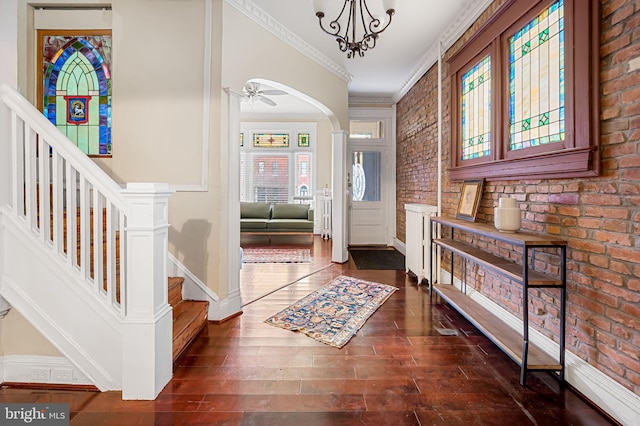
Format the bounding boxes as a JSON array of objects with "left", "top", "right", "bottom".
[{"left": 242, "top": 82, "right": 287, "bottom": 106}]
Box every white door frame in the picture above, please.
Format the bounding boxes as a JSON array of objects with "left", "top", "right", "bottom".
[{"left": 347, "top": 106, "right": 396, "bottom": 247}]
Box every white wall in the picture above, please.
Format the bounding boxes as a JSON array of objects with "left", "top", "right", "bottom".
[
  {"left": 108, "top": 0, "right": 348, "bottom": 302},
  {"left": 0, "top": 0, "right": 18, "bottom": 87},
  {"left": 1, "top": 0, "right": 348, "bottom": 361}
]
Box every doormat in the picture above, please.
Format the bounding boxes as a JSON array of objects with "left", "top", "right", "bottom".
[
  {"left": 349, "top": 249, "right": 405, "bottom": 270},
  {"left": 242, "top": 248, "right": 311, "bottom": 264},
  {"left": 264, "top": 275, "right": 397, "bottom": 348}
]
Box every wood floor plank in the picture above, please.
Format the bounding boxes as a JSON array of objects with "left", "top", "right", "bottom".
[{"left": 0, "top": 236, "right": 615, "bottom": 425}]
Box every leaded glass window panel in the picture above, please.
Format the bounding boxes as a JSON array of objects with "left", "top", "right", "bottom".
[
  {"left": 509, "top": 0, "right": 564, "bottom": 151},
  {"left": 253, "top": 133, "right": 289, "bottom": 148},
  {"left": 241, "top": 125, "right": 315, "bottom": 203},
  {"left": 351, "top": 151, "right": 381, "bottom": 202},
  {"left": 461, "top": 55, "right": 491, "bottom": 161},
  {"left": 41, "top": 32, "right": 112, "bottom": 156},
  {"left": 448, "top": 0, "right": 598, "bottom": 181},
  {"left": 298, "top": 133, "right": 310, "bottom": 147}
]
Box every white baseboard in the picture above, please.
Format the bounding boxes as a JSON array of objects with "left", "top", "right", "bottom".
[
  {"left": 167, "top": 253, "right": 219, "bottom": 303},
  {"left": 168, "top": 253, "right": 245, "bottom": 321},
  {"left": 208, "top": 291, "right": 243, "bottom": 322},
  {"left": 393, "top": 238, "right": 406, "bottom": 256},
  {"left": 439, "top": 270, "right": 640, "bottom": 426},
  {"left": 1, "top": 355, "right": 93, "bottom": 386}
]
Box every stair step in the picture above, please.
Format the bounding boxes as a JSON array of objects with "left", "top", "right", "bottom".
[
  {"left": 168, "top": 277, "right": 184, "bottom": 306},
  {"left": 172, "top": 299, "right": 209, "bottom": 362},
  {"left": 38, "top": 187, "right": 208, "bottom": 375}
]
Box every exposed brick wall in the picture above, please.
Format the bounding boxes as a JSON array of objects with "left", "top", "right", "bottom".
[{"left": 396, "top": 0, "right": 640, "bottom": 394}]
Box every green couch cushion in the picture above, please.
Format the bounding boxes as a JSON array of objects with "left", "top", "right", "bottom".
[
  {"left": 271, "top": 203, "right": 309, "bottom": 219},
  {"left": 241, "top": 202, "right": 271, "bottom": 219},
  {"left": 266, "top": 219, "right": 314, "bottom": 231},
  {"left": 240, "top": 219, "right": 268, "bottom": 230}
]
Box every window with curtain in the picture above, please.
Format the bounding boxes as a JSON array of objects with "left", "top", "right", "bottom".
[{"left": 449, "top": 0, "right": 599, "bottom": 181}]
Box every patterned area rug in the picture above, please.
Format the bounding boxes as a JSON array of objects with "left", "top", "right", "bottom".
[
  {"left": 264, "top": 275, "right": 398, "bottom": 348},
  {"left": 242, "top": 248, "right": 311, "bottom": 264}
]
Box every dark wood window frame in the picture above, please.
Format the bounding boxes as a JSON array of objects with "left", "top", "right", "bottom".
[{"left": 448, "top": 0, "right": 600, "bottom": 181}]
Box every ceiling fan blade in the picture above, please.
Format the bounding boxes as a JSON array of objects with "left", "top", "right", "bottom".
[
  {"left": 261, "top": 89, "right": 287, "bottom": 96},
  {"left": 257, "top": 95, "right": 277, "bottom": 106}
]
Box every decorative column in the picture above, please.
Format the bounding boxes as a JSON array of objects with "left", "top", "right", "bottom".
[
  {"left": 331, "top": 130, "right": 348, "bottom": 263},
  {"left": 222, "top": 88, "right": 243, "bottom": 318},
  {"left": 121, "top": 183, "right": 174, "bottom": 400}
]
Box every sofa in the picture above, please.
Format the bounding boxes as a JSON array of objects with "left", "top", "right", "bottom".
[{"left": 240, "top": 202, "right": 314, "bottom": 242}]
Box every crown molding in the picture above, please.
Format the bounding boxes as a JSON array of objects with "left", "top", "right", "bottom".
[
  {"left": 349, "top": 96, "right": 395, "bottom": 106},
  {"left": 225, "top": 0, "right": 351, "bottom": 83},
  {"left": 439, "top": 0, "right": 495, "bottom": 50},
  {"left": 224, "top": 0, "right": 493, "bottom": 105},
  {"left": 394, "top": 0, "right": 494, "bottom": 102}
]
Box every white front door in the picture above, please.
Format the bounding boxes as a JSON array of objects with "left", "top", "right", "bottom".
[{"left": 348, "top": 147, "right": 387, "bottom": 245}]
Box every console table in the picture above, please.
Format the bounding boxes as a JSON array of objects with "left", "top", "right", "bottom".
[{"left": 429, "top": 216, "right": 567, "bottom": 386}]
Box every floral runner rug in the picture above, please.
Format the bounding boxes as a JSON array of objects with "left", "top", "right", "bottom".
[
  {"left": 242, "top": 248, "right": 311, "bottom": 264},
  {"left": 264, "top": 275, "right": 398, "bottom": 348}
]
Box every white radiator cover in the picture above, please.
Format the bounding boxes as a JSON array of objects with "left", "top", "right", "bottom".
[{"left": 404, "top": 203, "right": 438, "bottom": 284}]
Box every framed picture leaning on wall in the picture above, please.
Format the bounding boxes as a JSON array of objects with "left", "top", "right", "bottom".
[{"left": 456, "top": 179, "right": 484, "bottom": 222}]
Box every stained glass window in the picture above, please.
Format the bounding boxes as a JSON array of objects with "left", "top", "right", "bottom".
[
  {"left": 253, "top": 133, "right": 289, "bottom": 148},
  {"left": 298, "top": 133, "right": 310, "bottom": 147},
  {"left": 509, "top": 0, "right": 564, "bottom": 151},
  {"left": 461, "top": 55, "right": 491, "bottom": 161},
  {"left": 42, "top": 33, "right": 112, "bottom": 156},
  {"left": 449, "top": 0, "right": 597, "bottom": 181}
]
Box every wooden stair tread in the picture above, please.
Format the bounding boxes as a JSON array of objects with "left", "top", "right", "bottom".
[
  {"left": 168, "top": 277, "right": 184, "bottom": 307},
  {"left": 433, "top": 284, "right": 561, "bottom": 370},
  {"left": 44, "top": 195, "right": 208, "bottom": 366},
  {"left": 172, "top": 299, "right": 209, "bottom": 361}
]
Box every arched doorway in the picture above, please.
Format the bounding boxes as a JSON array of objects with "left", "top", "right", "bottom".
[{"left": 225, "top": 78, "right": 348, "bottom": 308}]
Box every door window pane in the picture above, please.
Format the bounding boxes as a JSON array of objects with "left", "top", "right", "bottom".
[{"left": 352, "top": 151, "right": 381, "bottom": 202}]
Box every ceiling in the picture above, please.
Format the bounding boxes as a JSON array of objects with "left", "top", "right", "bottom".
[{"left": 236, "top": 0, "right": 493, "bottom": 117}]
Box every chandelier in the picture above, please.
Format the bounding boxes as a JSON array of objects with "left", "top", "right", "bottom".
[{"left": 312, "top": 0, "right": 397, "bottom": 58}]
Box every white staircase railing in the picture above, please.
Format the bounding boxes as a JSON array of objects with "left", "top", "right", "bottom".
[
  {"left": 0, "top": 84, "right": 173, "bottom": 399},
  {"left": 2, "top": 84, "right": 127, "bottom": 314}
]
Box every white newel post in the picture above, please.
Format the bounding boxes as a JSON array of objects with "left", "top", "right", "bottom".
[{"left": 121, "top": 183, "right": 174, "bottom": 400}]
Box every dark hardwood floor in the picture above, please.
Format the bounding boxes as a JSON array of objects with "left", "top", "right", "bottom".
[{"left": 0, "top": 236, "right": 616, "bottom": 425}]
